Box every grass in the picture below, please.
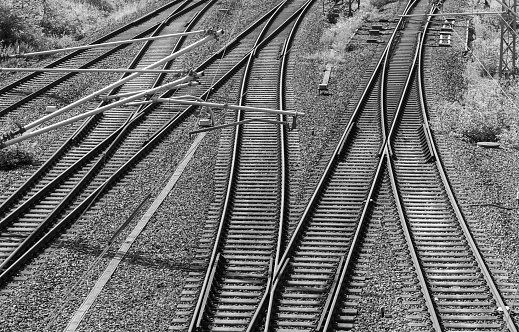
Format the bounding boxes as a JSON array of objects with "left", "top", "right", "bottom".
[{"left": 308, "top": 0, "right": 404, "bottom": 64}]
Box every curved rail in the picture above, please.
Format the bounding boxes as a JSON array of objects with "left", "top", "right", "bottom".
[
  {"left": 186, "top": 1, "right": 312, "bottom": 330},
  {"left": 255, "top": 1, "right": 429, "bottom": 331},
  {"left": 384, "top": 2, "right": 518, "bottom": 331}
]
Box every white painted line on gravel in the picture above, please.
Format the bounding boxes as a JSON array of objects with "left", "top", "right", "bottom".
[{"left": 64, "top": 132, "right": 207, "bottom": 332}]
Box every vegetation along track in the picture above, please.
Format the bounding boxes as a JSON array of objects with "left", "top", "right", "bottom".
[{"left": 0, "top": 0, "right": 192, "bottom": 128}]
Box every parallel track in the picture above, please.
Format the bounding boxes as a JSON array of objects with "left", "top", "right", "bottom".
[
  {"left": 250, "top": 1, "right": 426, "bottom": 331},
  {"left": 0, "top": 0, "right": 214, "bottom": 284},
  {"left": 0, "top": 0, "right": 312, "bottom": 291},
  {"left": 2, "top": 0, "right": 517, "bottom": 331}
]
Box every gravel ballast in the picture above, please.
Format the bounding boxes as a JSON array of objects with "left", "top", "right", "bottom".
[{"left": 2, "top": 0, "right": 519, "bottom": 331}]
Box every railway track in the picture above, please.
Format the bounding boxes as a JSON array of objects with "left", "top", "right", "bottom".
[
  {"left": 315, "top": 2, "right": 519, "bottom": 330},
  {"left": 168, "top": 0, "right": 427, "bottom": 331},
  {"left": 239, "top": 1, "right": 426, "bottom": 331},
  {"left": 169, "top": 0, "right": 314, "bottom": 331}
]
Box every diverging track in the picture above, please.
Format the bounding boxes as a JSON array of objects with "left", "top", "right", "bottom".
[
  {"left": 385, "top": 5, "right": 518, "bottom": 332},
  {"left": 175, "top": 0, "right": 519, "bottom": 331},
  {"left": 170, "top": 0, "right": 313, "bottom": 331}
]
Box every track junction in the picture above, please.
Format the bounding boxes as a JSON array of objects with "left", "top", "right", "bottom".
[{"left": 0, "top": 0, "right": 517, "bottom": 331}]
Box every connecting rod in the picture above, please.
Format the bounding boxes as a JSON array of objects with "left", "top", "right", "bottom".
[
  {"left": 4, "top": 29, "right": 223, "bottom": 141},
  {"left": 125, "top": 96, "right": 304, "bottom": 117},
  {"left": 1, "top": 30, "right": 207, "bottom": 59},
  {"left": 0, "top": 74, "right": 202, "bottom": 148}
]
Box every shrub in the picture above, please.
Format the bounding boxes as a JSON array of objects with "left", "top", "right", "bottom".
[
  {"left": 432, "top": 74, "right": 519, "bottom": 146},
  {"left": 0, "top": 141, "right": 38, "bottom": 170},
  {"left": 432, "top": 1, "right": 519, "bottom": 148}
]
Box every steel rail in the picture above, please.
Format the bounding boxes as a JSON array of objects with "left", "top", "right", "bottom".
[
  {"left": 382, "top": 7, "right": 443, "bottom": 329},
  {"left": 0, "top": 0, "right": 313, "bottom": 288},
  {"left": 186, "top": 0, "right": 298, "bottom": 329},
  {"left": 246, "top": 2, "right": 314, "bottom": 330},
  {"left": 377, "top": 0, "right": 419, "bottom": 157},
  {"left": 268, "top": 0, "right": 419, "bottom": 298},
  {"left": 416, "top": 8, "right": 518, "bottom": 331},
  {"left": 310, "top": 1, "right": 429, "bottom": 330},
  {"left": 319, "top": 148, "right": 387, "bottom": 332},
  {"left": 5, "top": 0, "right": 322, "bottom": 316}
]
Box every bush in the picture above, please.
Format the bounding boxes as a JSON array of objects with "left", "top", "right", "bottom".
[
  {"left": 41, "top": 2, "right": 82, "bottom": 37},
  {"left": 0, "top": 142, "right": 38, "bottom": 170},
  {"left": 432, "top": 74, "right": 519, "bottom": 146},
  {"left": 0, "top": 4, "right": 42, "bottom": 47},
  {"left": 432, "top": 0, "right": 519, "bottom": 148}
]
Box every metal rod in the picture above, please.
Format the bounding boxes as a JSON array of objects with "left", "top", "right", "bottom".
[
  {"left": 138, "top": 96, "right": 305, "bottom": 116},
  {"left": 399, "top": 11, "right": 506, "bottom": 17},
  {"left": 0, "top": 67, "right": 185, "bottom": 74},
  {"left": 4, "top": 30, "right": 207, "bottom": 58},
  {"left": 189, "top": 118, "right": 289, "bottom": 134},
  {"left": 16, "top": 29, "right": 222, "bottom": 134},
  {"left": 101, "top": 82, "right": 199, "bottom": 100},
  {"left": 1, "top": 74, "right": 201, "bottom": 148}
]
